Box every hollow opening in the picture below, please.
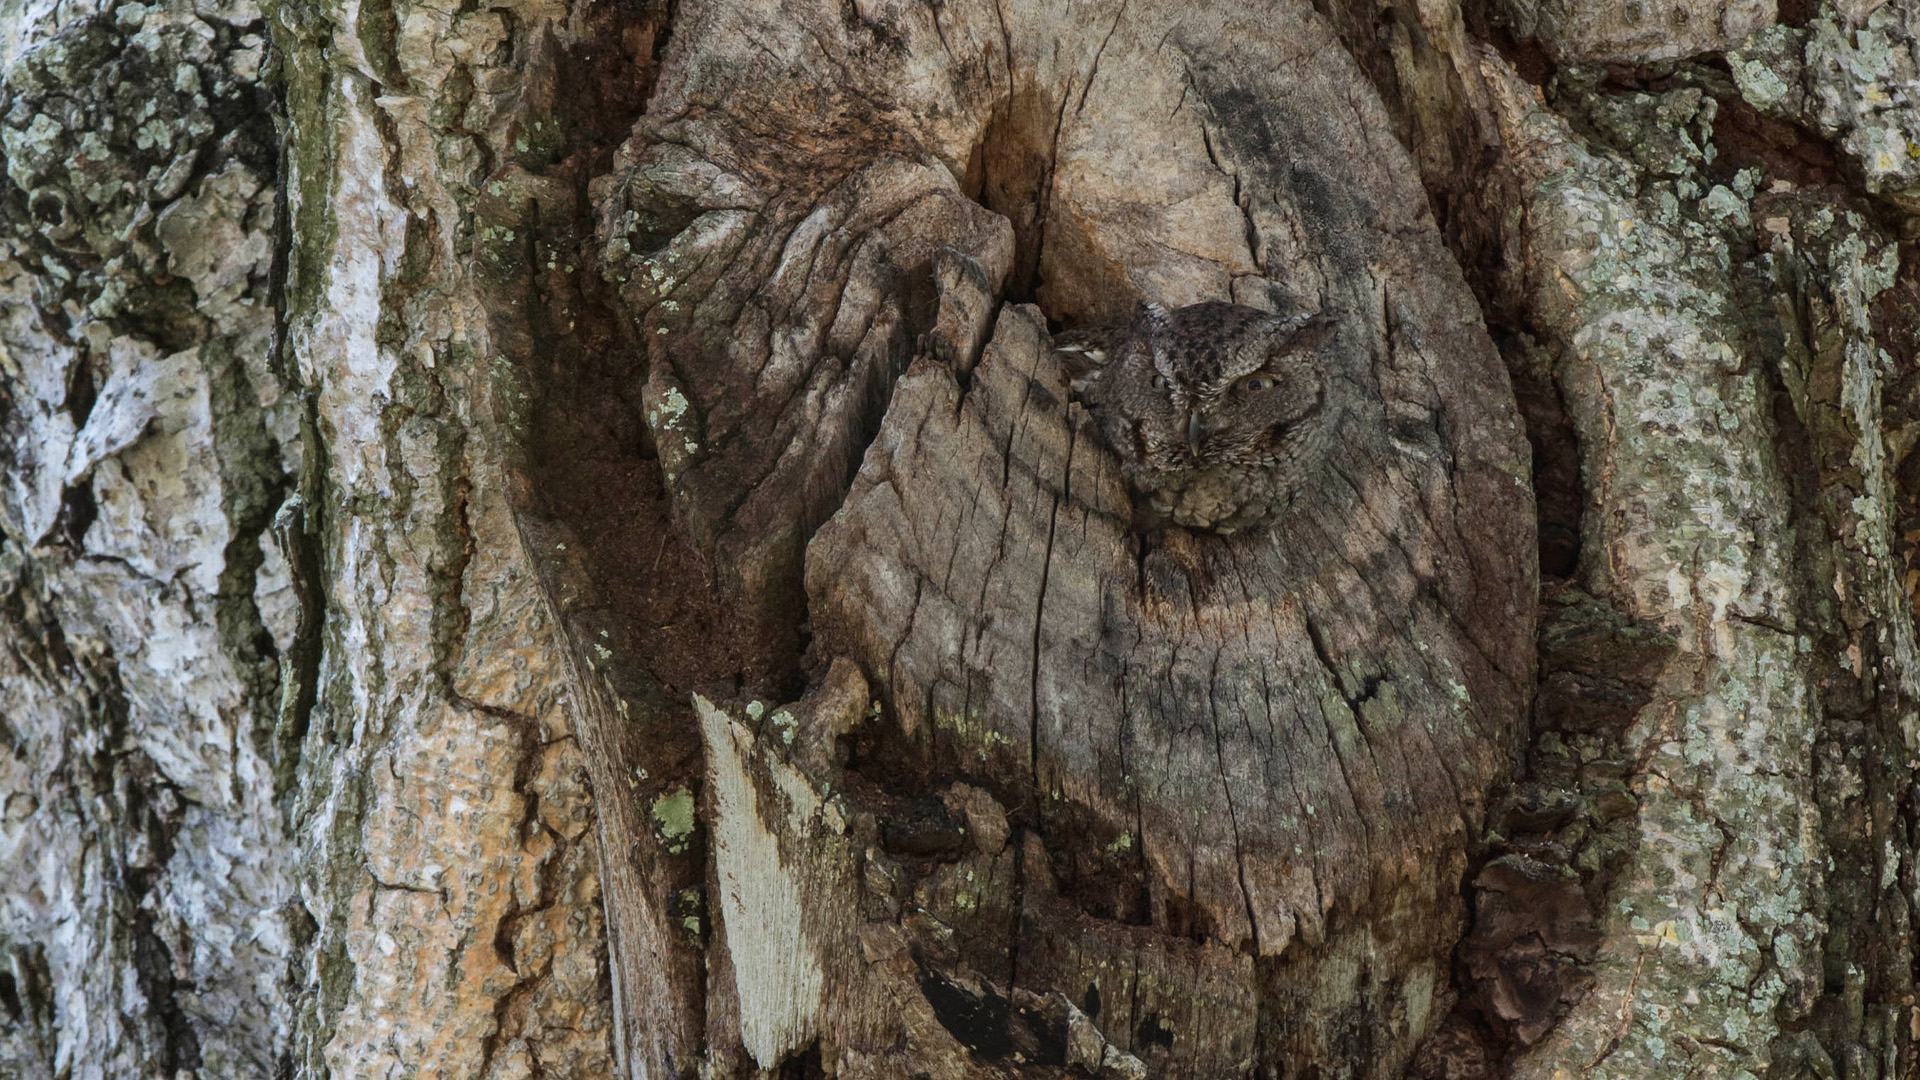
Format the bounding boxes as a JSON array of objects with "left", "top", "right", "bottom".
[
  {"left": 1777, "top": 0, "right": 1818, "bottom": 27},
  {"left": 960, "top": 81, "right": 1138, "bottom": 333},
  {"left": 963, "top": 87, "right": 1063, "bottom": 306}
]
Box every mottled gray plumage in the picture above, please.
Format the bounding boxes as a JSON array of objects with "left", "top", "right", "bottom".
[{"left": 1065, "top": 300, "right": 1341, "bottom": 533}]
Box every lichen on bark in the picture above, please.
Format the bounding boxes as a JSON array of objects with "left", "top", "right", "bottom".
[{"left": 1, "top": 0, "right": 294, "bottom": 1072}]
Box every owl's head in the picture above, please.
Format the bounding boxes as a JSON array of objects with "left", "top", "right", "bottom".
[{"left": 1087, "top": 299, "right": 1338, "bottom": 474}]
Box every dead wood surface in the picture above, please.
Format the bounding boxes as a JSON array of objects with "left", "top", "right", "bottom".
[{"left": 555, "top": 1, "right": 1539, "bottom": 1074}]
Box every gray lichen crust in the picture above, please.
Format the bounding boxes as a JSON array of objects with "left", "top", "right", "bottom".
[
  {"left": 1732, "top": 9, "right": 1920, "bottom": 213},
  {"left": 1453, "top": 27, "right": 1920, "bottom": 1075},
  {"left": 0, "top": 0, "right": 292, "bottom": 1073}
]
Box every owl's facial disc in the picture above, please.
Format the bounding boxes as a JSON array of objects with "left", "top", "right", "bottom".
[{"left": 1072, "top": 300, "right": 1344, "bottom": 531}]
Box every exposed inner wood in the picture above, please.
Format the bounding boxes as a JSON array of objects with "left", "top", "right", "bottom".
[{"left": 527, "top": 1, "right": 1538, "bottom": 1074}]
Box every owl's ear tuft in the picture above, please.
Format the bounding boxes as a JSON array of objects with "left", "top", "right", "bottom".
[
  {"left": 1274, "top": 308, "right": 1340, "bottom": 352},
  {"left": 1054, "top": 339, "right": 1107, "bottom": 372},
  {"left": 1053, "top": 327, "right": 1117, "bottom": 392},
  {"left": 1133, "top": 301, "right": 1170, "bottom": 330},
  {"left": 1054, "top": 340, "right": 1107, "bottom": 360}
]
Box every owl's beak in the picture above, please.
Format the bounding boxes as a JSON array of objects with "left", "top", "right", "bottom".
[{"left": 1186, "top": 411, "right": 1204, "bottom": 458}]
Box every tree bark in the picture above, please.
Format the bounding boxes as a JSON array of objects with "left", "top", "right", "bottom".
[{"left": 3, "top": 0, "right": 1918, "bottom": 1077}]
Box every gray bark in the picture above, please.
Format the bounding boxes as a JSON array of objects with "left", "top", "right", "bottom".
[{"left": 2, "top": 0, "right": 1918, "bottom": 1077}]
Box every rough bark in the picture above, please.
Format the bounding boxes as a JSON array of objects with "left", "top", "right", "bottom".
[
  {"left": 1, "top": 0, "right": 292, "bottom": 1072},
  {"left": 4, "top": 0, "right": 1920, "bottom": 1077}
]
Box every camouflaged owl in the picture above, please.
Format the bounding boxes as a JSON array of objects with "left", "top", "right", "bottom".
[{"left": 1061, "top": 300, "right": 1342, "bottom": 533}]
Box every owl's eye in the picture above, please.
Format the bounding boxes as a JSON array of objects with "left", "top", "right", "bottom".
[
  {"left": 1150, "top": 372, "right": 1171, "bottom": 391},
  {"left": 1238, "top": 374, "right": 1276, "bottom": 393}
]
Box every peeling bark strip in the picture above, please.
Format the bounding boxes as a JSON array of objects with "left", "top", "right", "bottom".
[{"left": 696, "top": 693, "right": 826, "bottom": 1066}]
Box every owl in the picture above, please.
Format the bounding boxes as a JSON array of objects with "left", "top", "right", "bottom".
[{"left": 1060, "top": 300, "right": 1342, "bottom": 533}]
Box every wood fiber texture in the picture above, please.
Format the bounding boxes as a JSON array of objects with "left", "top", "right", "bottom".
[{"left": 574, "top": 0, "right": 1538, "bottom": 1074}]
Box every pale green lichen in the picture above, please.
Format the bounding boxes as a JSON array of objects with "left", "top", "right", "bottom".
[
  {"left": 652, "top": 787, "right": 697, "bottom": 854},
  {"left": 1728, "top": 14, "right": 1920, "bottom": 207},
  {"left": 674, "top": 887, "right": 704, "bottom": 940},
  {"left": 1491, "top": 74, "right": 1861, "bottom": 1074},
  {"left": 1727, "top": 26, "right": 1804, "bottom": 115},
  {"left": 1729, "top": 56, "right": 1791, "bottom": 111},
  {"left": 934, "top": 710, "right": 1013, "bottom": 760},
  {"left": 645, "top": 385, "right": 700, "bottom": 459},
  {"left": 1700, "top": 185, "right": 1748, "bottom": 231}
]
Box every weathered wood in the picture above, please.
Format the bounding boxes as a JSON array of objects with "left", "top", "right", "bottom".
[
  {"left": 1489, "top": 0, "right": 1776, "bottom": 62},
  {"left": 576, "top": 0, "right": 1536, "bottom": 1073}
]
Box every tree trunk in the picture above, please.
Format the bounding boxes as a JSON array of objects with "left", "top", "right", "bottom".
[{"left": 3, "top": 0, "right": 1918, "bottom": 1076}]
